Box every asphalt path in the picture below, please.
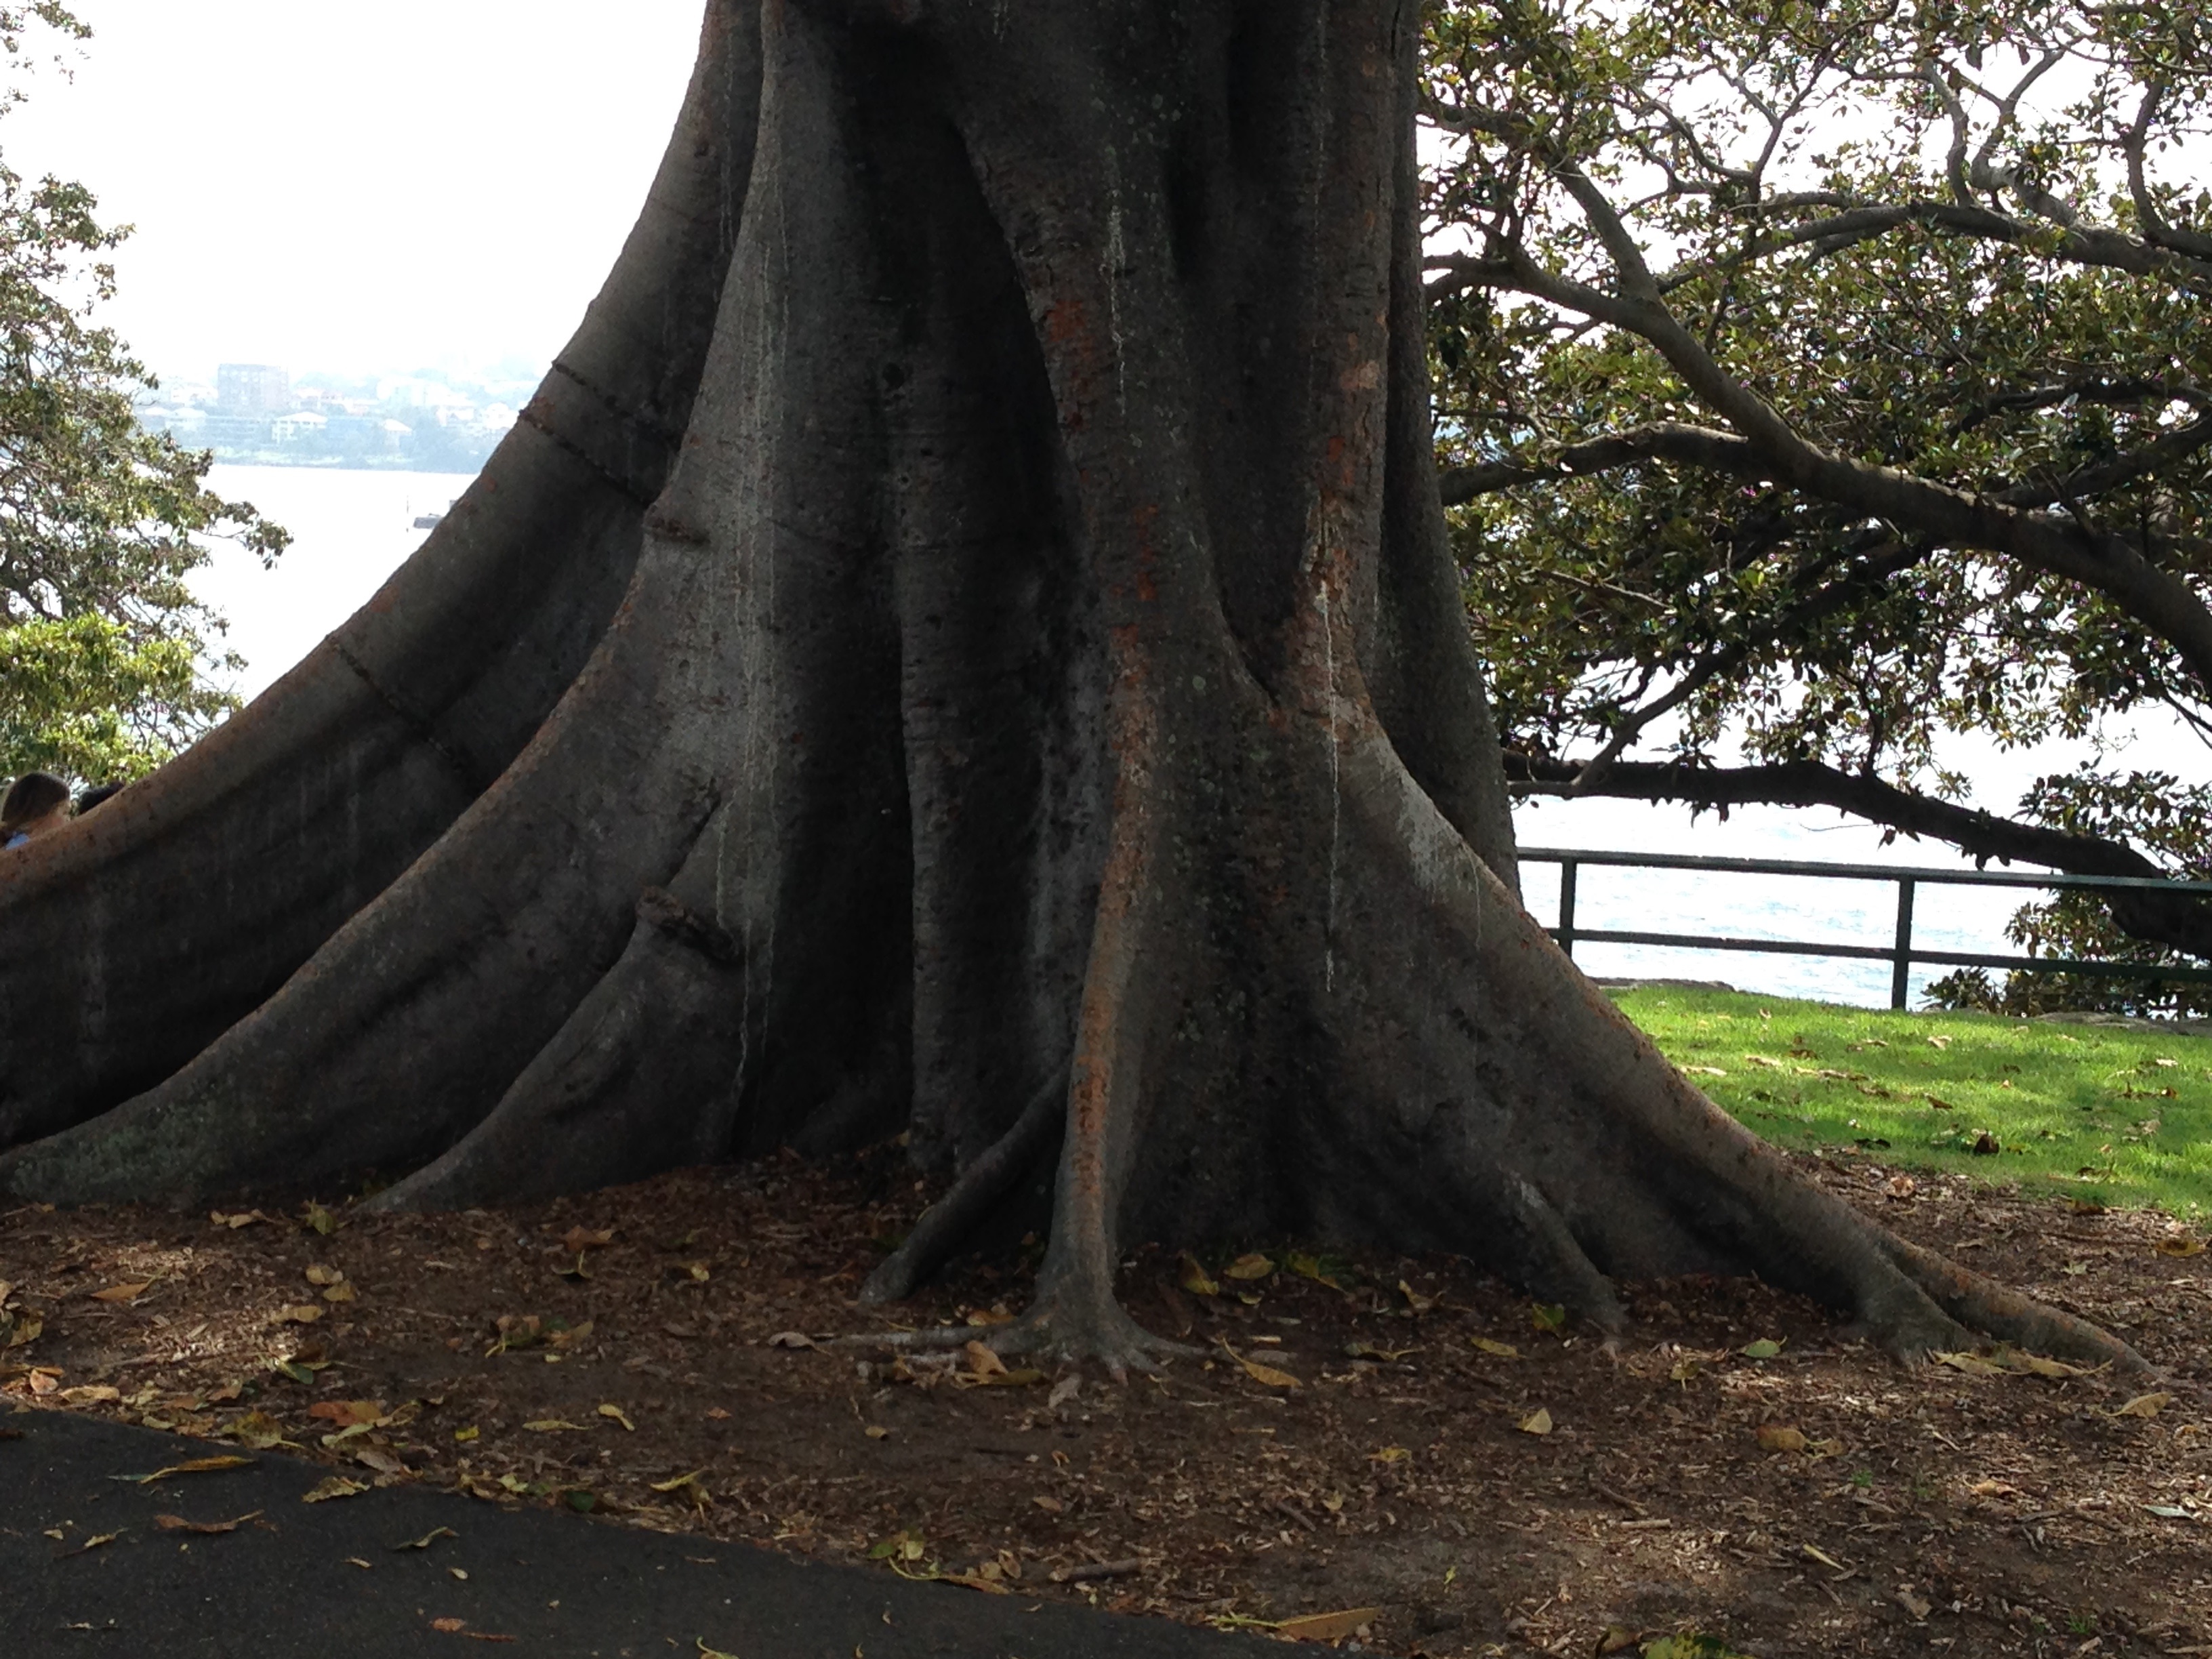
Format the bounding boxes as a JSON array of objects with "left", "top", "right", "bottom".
[{"left": 1, "top": 1409, "right": 1265, "bottom": 1658}]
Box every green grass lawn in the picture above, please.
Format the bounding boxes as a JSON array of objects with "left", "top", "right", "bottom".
[{"left": 1612, "top": 985, "right": 2212, "bottom": 1219}]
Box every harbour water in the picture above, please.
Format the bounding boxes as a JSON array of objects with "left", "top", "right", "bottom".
[{"left": 190, "top": 465, "right": 2129, "bottom": 1013}]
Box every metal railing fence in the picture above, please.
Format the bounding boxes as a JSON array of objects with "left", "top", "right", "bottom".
[{"left": 1519, "top": 846, "right": 2212, "bottom": 1010}]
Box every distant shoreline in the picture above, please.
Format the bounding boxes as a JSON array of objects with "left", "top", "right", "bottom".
[{"left": 204, "top": 455, "right": 484, "bottom": 476}]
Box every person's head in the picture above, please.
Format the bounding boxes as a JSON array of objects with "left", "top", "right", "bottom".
[
  {"left": 2, "top": 771, "right": 72, "bottom": 841},
  {"left": 75, "top": 781, "right": 125, "bottom": 815}
]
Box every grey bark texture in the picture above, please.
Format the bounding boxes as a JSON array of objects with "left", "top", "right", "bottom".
[{"left": 0, "top": 0, "right": 2142, "bottom": 1376}]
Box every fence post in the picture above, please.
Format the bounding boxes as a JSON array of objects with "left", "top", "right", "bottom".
[
  {"left": 1891, "top": 877, "right": 1917, "bottom": 1010},
  {"left": 1558, "top": 859, "right": 1579, "bottom": 958}
]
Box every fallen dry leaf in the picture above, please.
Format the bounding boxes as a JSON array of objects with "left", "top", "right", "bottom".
[
  {"left": 651, "top": 1470, "right": 709, "bottom": 1500},
  {"left": 1177, "top": 1253, "right": 1221, "bottom": 1296},
  {"left": 273, "top": 1305, "right": 323, "bottom": 1326},
  {"left": 1223, "top": 1252, "right": 1276, "bottom": 1282},
  {"left": 59, "top": 1531, "right": 121, "bottom": 1557},
  {"left": 964, "top": 1340, "right": 1008, "bottom": 1378},
  {"left": 432, "top": 1618, "right": 468, "bottom": 1633},
  {"left": 303, "top": 1475, "right": 369, "bottom": 1503},
  {"left": 116, "top": 1455, "right": 255, "bottom": 1486},
  {"left": 1756, "top": 1424, "right": 1809, "bottom": 1454},
  {"left": 1517, "top": 1408, "right": 1553, "bottom": 1436},
  {"left": 764, "top": 1331, "right": 816, "bottom": 1351},
  {"left": 523, "top": 1419, "right": 586, "bottom": 1433},
  {"left": 934, "top": 1570, "right": 1015, "bottom": 1595},
  {"left": 91, "top": 1282, "right": 152, "bottom": 1304},
  {"left": 154, "top": 1511, "right": 261, "bottom": 1535},
  {"left": 1229, "top": 1348, "right": 1300, "bottom": 1389},
  {"left": 2155, "top": 1235, "right": 2207, "bottom": 1258},
  {"left": 2112, "top": 1391, "right": 2172, "bottom": 1420},
  {"left": 1803, "top": 1542, "right": 1851, "bottom": 1574},
  {"left": 598, "top": 1403, "right": 636, "bottom": 1431},
  {"left": 308, "top": 1399, "right": 386, "bottom": 1428},
  {"left": 1968, "top": 1479, "right": 2018, "bottom": 1497},
  {"left": 1469, "top": 1337, "right": 1519, "bottom": 1359},
  {"left": 396, "top": 1526, "right": 458, "bottom": 1551},
  {"left": 1344, "top": 1341, "right": 1418, "bottom": 1362},
  {"left": 226, "top": 1412, "right": 290, "bottom": 1450},
  {"left": 1934, "top": 1350, "right": 2006, "bottom": 1376},
  {"left": 1276, "top": 1607, "right": 1379, "bottom": 1643},
  {"left": 304, "top": 1265, "right": 344, "bottom": 1287},
  {"left": 563, "top": 1227, "right": 615, "bottom": 1252}
]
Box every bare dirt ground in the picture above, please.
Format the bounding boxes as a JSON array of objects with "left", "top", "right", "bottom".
[{"left": 4, "top": 1147, "right": 2208, "bottom": 1658}]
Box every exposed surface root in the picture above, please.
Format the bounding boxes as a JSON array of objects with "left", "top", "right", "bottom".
[
  {"left": 1500, "top": 1177, "right": 1629, "bottom": 1336},
  {"left": 861, "top": 1069, "right": 1066, "bottom": 1305},
  {"left": 1885, "top": 1232, "right": 2156, "bottom": 1374},
  {"left": 845, "top": 1285, "right": 1205, "bottom": 1383}
]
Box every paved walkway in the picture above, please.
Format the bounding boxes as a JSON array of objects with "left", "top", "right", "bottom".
[{"left": 2, "top": 1410, "right": 1261, "bottom": 1658}]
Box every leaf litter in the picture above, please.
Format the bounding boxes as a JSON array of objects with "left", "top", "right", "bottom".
[{"left": 1, "top": 1146, "right": 2206, "bottom": 1656}]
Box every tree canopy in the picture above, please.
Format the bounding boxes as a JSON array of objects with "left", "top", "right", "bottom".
[
  {"left": 0, "top": 2, "right": 283, "bottom": 787},
  {"left": 1422, "top": 0, "right": 2212, "bottom": 1006}
]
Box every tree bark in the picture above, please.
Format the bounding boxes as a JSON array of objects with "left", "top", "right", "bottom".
[{"left": 0, "top": 0, "right": 2142, "bottom": 1377}]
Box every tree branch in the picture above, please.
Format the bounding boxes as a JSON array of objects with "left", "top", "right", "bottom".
[
  {"left": 1437, "top": 249, "right": 2212, "bottom": 699},
  {"left": 2122, "top": 80, "right": 2212, "bottom": 264},
  {"left": 1506, "top": 754, "right": 2212, "bottom": 960}
]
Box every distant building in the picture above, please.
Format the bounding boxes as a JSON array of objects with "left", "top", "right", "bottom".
[
  {"left": 136, "top": 405, "right": 207, "bottom": 437},
  {"left": 217, "top": 363, "right": 291, "bottom": 413},
  {"left": 272, "top": 409, "right": 329, "bottom": 443}
]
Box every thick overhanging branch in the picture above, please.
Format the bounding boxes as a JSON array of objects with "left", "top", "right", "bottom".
[
  {"left": 1668, "top": 199, "right": 2212, "bottom": 298},
  {"left": 2123, "top": 79, "right": 2212, "bottom": 266},
  {"left": 1431, "top": 247, "right": 2212, "bottom": 695},
  {"left": 1948, "top": 375, "right": 2211, "bottom": 438},
  {"left": 1437, "top": 422, "right": 1758, "bottom": 505},
  {"left": 1508, "top": 753, "right": 2212, "bottom": 961}
]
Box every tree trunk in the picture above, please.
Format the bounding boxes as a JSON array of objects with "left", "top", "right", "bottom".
[{"left": 0, "top": 0, "right": 2142, "bottom": 1376}]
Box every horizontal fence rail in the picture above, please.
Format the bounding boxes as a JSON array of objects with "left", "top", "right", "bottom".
[{"left": 1519, "top": 846, "right": 2212, "bottom": 1010}]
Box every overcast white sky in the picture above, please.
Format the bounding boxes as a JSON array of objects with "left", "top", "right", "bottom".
[{"left": 1, "top": 1, "right": 703, "bottom": 382}]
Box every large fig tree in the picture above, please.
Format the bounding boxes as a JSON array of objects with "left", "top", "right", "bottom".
[{"left": 0, "top": 0, "right": 2138, "bottom": 1373}]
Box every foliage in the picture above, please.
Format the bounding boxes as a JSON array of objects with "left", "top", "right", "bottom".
[
  {"left": 1925, "top": 769, "right": 2212, "bottom": 1015},
  {"left": 0, "top": 2, "right": 284, "bottom": 787},
  {"left": 1613, "top": 984, "right": 2212, "bottom": 1214},
  {"left": 1422, "top": 0, "right": 2212, "bottom": 1003}
]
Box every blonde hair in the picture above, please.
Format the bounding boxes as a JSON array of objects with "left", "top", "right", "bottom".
[{"left": 2, "top": 771, "right": 70, "bottom": 833}]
